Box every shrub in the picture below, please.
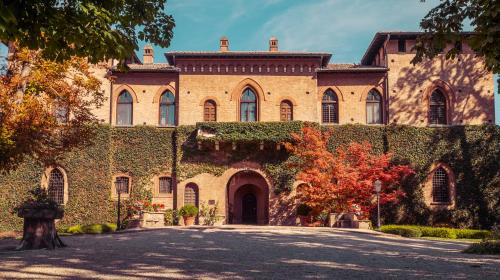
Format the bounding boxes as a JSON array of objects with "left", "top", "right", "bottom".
[
  {"left": 178, "top": 205, "right": 199, "bottom": 218},
  {"left": 381, "top": 225, "right": 492, "bottom": 239},
  {"left": 455, "top": 229, "right": 491, "bottom": 239},
  {"left": 463, "top": 240, "right": 500, "bottom": 255},
  {"left": 420, "top": 227, "right": 457, "bottom": 239},
  {"left": 164, "top": 209, "right": 178, "bottom": 226},
  {"left": 199, "top": 202, "right": 220, "bottom": 226},
  {"left": 380, "top": 225, "right": 422, "bottom": 238},
  {"left": 63, "top": 223, "right": 117, "bottom": 234},
  {"left": 296, "top": 204, "right": 312, "bottom": 216},
  {"left": 66, "top": 225, "right": 84, "bottom": 234}
]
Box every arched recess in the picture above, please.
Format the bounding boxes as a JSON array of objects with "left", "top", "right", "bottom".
[
  {"left": 199, "top": 96, "right": 221, "bottom": 106},
  {"left": 153, "top": 85, "right": 177, "bottom": 103},
  {"left": 41, "top": 166, "right": 69, "bottom": 205},
  {"left": 113, "top": 85, "right": 139, "bottom": 104},
  {"left": 422, "top": 80, "right": 455, "bottom": 124},
  {"left": 359, "top": 85, "right": 384, "bottom": 102},
  {"left": 423, "top": 162, "right": 456, "bottom": 209},
  {"left": 225, "top": 169, "right": 270, "bottom": 225},
  {"left": 318, "top": 86, "right": 345, "bottom": 102},
  {"left": 276, "top": 96, "right": 298, "bottom": 106},
  {"left": 230, "top": 78, "right": 267, "bottom": 101}
]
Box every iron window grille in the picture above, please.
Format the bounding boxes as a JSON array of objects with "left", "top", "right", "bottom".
[
  {"left": 48, "top": 169, "right": 64, "bottom": 205},
  {"left": 432, "top": 167, "right": 450, "bottom": 203}
]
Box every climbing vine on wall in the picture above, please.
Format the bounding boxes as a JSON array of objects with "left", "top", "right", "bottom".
[{"left": 0, "top": 123, "right": 498, "bottom": 231}]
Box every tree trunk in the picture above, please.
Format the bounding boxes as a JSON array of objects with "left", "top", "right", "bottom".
[{"left": 16, "top": 217, "right": 66, "bottom": 250}]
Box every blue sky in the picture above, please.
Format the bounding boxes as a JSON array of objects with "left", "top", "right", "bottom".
[{"left": 0, "top": 0, "right": 498, "bottom": 123}]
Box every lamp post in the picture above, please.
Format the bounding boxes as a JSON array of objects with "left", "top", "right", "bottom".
[
  {"left": 373, "top": 180, "right": 382, "bottom": 229},
  {"left": 115, "top": 180, "right": 122, "bottom": 231}
]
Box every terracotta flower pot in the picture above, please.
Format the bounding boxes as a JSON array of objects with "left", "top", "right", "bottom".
[{"left": 183, "top": 216, "right": 195, "bottom": 226}]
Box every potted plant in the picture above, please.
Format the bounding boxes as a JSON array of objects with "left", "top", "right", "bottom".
[
  {"left": 179, "top": 205, "right": 199, "bottom": 226},
  {"left": 296, "top": 203, "right": 312, "bottom": 226},
  {"left": 13, "top": 187, "right": 65, "bottom": 250}
]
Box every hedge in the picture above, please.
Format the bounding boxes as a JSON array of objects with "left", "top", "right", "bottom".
[
  {"left": 0, "top": 123, "right": 498, "bottom": 231},
  {"left": 380, "top": 225, "right": 491, "bottom": 239}
]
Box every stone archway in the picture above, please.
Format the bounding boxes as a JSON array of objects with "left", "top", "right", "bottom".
[{"left": 226, "top": 170, "right": 269, "bottom": 225}]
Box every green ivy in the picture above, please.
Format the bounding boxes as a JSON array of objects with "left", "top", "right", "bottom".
[{"left": 0, "top": 123, "right": 498, "bottom": 231}]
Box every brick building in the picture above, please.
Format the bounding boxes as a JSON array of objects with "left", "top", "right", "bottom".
[{"left": 37, "top": 32, "right": 496, "bottom": 226}]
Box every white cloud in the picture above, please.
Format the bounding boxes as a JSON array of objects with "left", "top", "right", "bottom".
[{"left": 255, "top": 0, "right": 441, "bottom": 62}]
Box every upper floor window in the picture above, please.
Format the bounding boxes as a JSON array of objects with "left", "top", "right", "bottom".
[
  {"left": 366, "top": 89, "right": 382, "bottom": 124},
  {"left": 398, "top": 39, "right": 406, "bottom": 52},
  {"left": 159, "top": 91, "right": 175, "bottom": 126},
  {"left": 432, "top": 167, "right": 450, "bottom": 203},
  {"left": 429, "top": 89, "right": 447, "bottom": 125},
  {"left": 204, "top": 100, "right": 217, "bottom": 122},
  {"left": 322, "top": 90, "right": 339, "bottom": 124},
  {"left": 240, "top": 88, "right": 257, "bottom": 122},
  {"left": 280, "top": 100, "right": 293, "bottom": 121},
  {"left": 159, "top": 177, "right": 173, "bottom": 194},
  {"left": 48, "top": 168, "right": 65, "bottom": 205},
  {"left": 116, "top": 91, "right": 133, "bottom": 126}
]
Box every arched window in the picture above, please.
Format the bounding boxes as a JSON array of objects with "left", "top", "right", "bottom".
[
  {"left": 366, "top": 89, "right": 382, "bottom": 124},
  {"left": 203, "top": 100, "right": 217, "bottom": 122},
  {"left": 48, "top": 169, "right": 65, "bottom": 205},
  {"left": 240, "top": 88, "right": 257, "bottom": 122},
  {"left": 280, "top": 100, "right": 293, "bottom": 121},
  {"left": 159, "top": 176, "right": 173, "bottom": 194},
  {"left": 116, "top": 91, "right": 133, "bottom": 125},
  {"left": 159, "top": 91, "right": 175, "bottom": 126},
  {"left": 184, "top": 183, "right": 199, "bottom": 206},
  {"left": 322, "top": 90, "right": 338, "bottom": 124},
  {"left": 432, "top": 167, "right": 450, "bottom": 203},
  {"left": 429, "top": 89, "right": 447, "bottom": 125}
]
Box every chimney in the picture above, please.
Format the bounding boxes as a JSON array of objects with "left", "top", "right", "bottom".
[
  {"left": 143, "top": 44, "right": 154, "bottom": 64},
  {"left": 220, "top": 36, "right": 229, "bottom": 52},
  {"left": 269, "top": 36, "right": 278, "bottom": 52}
]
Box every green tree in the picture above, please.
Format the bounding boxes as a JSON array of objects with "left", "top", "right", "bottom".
[
  {"left": 0, "top": 0, "right": 175, "bottom": 63},
  {"left": 412, "top": 0, "right": 499, "bottom": 74}
]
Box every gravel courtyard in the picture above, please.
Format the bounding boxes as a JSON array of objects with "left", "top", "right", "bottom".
[{"left": 0, "top": 226, "right": 498, "bottom": 279}]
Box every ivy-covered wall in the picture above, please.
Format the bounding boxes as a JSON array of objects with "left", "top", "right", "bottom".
[{"left": 0, "top": 123, "right": 498, "bottom": 231}]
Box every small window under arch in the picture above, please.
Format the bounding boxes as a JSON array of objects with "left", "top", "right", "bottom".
[
  {"left": 322, "top": 90, "right": 339, "bottom": 124},
  {"left": 280, "top": 100, "right": 293, "bottom": 121},
  {"left": 204, "top": 100, "right": 217, "bottom": 122},
  {"left": 116, "top": 91, "right": 133, "bottom": 126}
]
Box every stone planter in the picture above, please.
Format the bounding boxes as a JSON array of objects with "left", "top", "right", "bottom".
[
  {"left": 140, "top": 211, "right": 165, "bottom": 228},
  {"left": 353, "top": 220, "right": 372, "bottom": 229},
  {"left": 16, "top": 207, "right": 65, "bottom": 250},
  {"left": 17, "top": 207, "right": 64, "bottom": 219},
  {"left": 299, "top": 215, "right": 311, "bottom": 227},
  {"left": 183, "top": 216, "right": 195, "bottom": 226}
]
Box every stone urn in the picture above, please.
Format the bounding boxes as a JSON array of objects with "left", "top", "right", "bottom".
[
  {"left": 140, "top": 211, "right": 165, "bottom": 228},
  {"left": 16, "top": 207, "right": 66, "bottom": 250},
  {"left": 183, "top": 216, "right": 195, "bottom": 226}
]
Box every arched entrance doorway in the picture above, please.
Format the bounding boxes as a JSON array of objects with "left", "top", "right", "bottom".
[{"left": 226, "top": 170, "right": 269, "bottom": 225}]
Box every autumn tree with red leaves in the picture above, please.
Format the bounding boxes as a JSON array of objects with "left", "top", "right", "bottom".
[{"left": 285, "top": 126, "right": 413, "bottom": 218}]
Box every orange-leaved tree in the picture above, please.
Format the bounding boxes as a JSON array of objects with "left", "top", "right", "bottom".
[
  {"left": 285, "top": 125, "right": 413, "bottom": 218},
  {"left": 0, "top": 48, "right": 105, "bottom": 171}
]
